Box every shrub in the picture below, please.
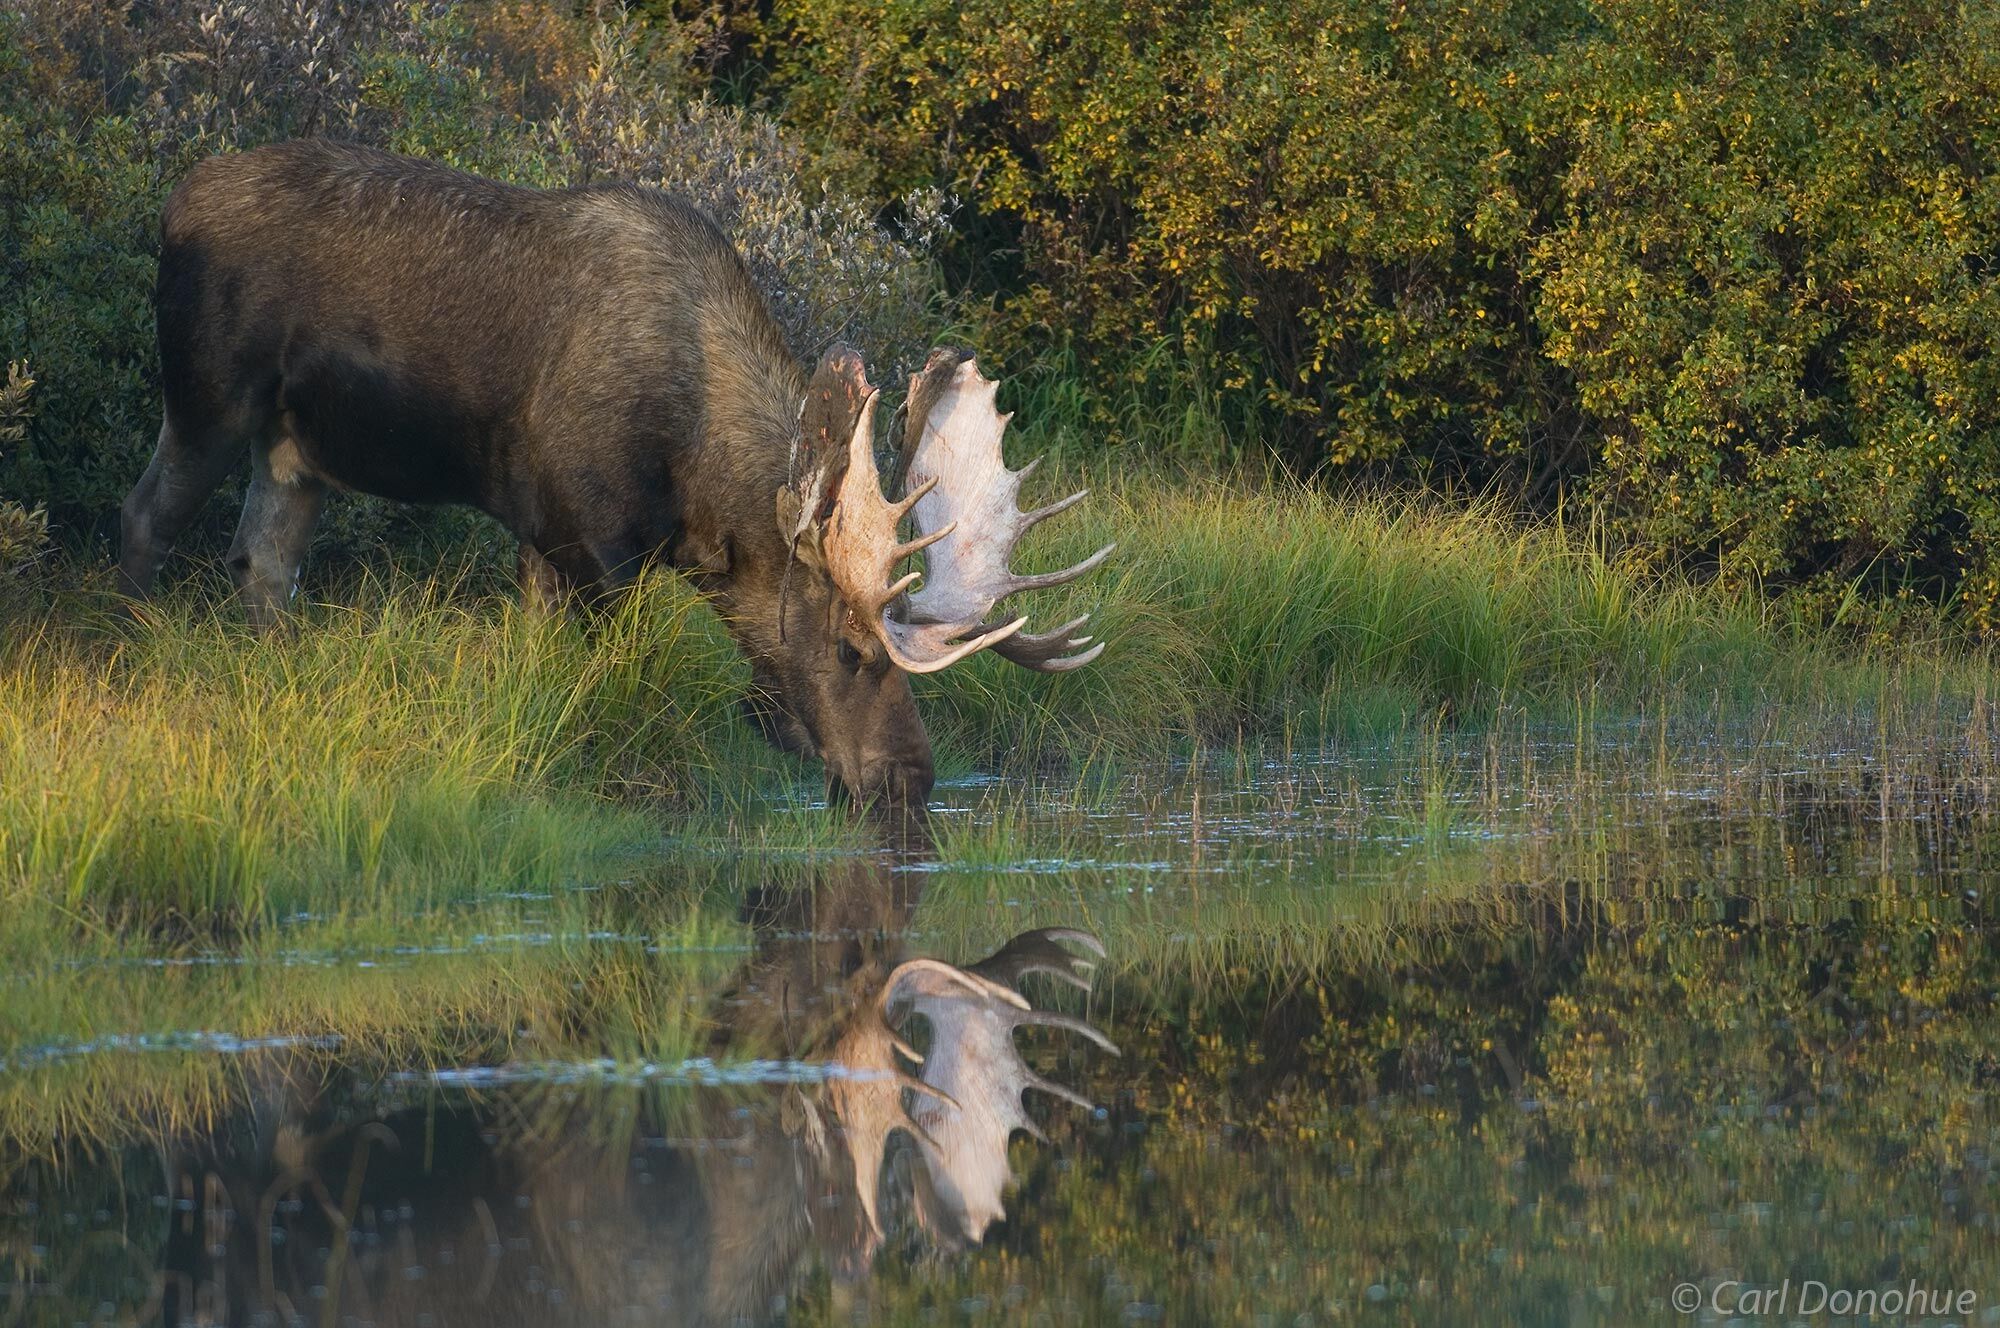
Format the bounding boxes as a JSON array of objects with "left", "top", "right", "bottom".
[
  {"left": 763, "top": 0, "right": 2000, "bottom": 627},
  {"left": 764, "top": 0, "right": 1580, "bottom": 468},
  {"left": 0, "top": 0, "right": 945, "bottom": 559},
  {"left": 0, "top": 362, "right": 49, "bottom": 581},
  {"left": 551, "top": 17, "right": 953, "bottom": 383},
  {"left": 1528, "top": 0, "right": 2000, "bottom": 629}
]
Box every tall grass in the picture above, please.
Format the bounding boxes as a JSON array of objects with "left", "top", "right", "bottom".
[
  {"left": 0, "top": 568, "right": 763, "bottom": 940},
  {"left": 916, "top": 475, "right": 1789, "bottom": 762},
  {"left": 0, "top": 472, "right": 1979, "bottom": 933}
]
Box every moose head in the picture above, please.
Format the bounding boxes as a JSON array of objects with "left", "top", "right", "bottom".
[{"left": 743, "top": 346, "right": 1113, "bottom": 808}]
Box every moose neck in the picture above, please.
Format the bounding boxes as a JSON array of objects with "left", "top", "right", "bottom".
[{"left": 679, "top": 294, "right": 811, "bottom": 588}]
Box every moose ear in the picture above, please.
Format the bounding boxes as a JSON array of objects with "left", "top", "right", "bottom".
[{"left": 783, "top": 344, "right": 874, "bottom": 571}]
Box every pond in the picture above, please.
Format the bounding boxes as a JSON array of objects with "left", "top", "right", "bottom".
[{"left": 4, "top": 710, "right": 1999, "bottom": 1325}]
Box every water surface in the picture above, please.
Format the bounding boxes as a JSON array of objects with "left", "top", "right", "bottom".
[{"left": 5, "top": 715, "right": 1999, "bottom": 1325}]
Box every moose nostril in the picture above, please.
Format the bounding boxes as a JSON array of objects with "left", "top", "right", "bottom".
[
  {"left": 886, "top": 760, "right": 934, "bottom": 807},
  {"left": 828, "top": 758, "right": 933, "bottom": 811}
]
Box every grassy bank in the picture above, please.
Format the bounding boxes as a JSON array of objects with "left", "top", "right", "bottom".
[{"left": 0, "top": 472, "right": 1986, "bottom": 937}]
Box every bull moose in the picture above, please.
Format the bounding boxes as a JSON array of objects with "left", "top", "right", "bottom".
[{"left": 116, "top": 141, "right": 1111, "bottom": 804}]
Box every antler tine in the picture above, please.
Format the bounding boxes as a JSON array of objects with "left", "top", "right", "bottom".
[
  {"left": 987, "top": 614, "right": 1106, "bottom": 673},
  {"left": 969, "top": 926, "right": 1108, "bottom": 990},
  {"left": 1010, "top": 1007, "right": 1122, "bottom": 1055},
  {"left": 882, "top": 957, "right": 1031, "bottom": 1013},
  {"left": 1020, "top": 485, "right": 1090, "bottom": 529},
  {"left": 1005, "top": 541, "right": 1116, "bottom": 596},
  {"left": 893, "top": 473, "right": 940, "bottom": 521},
  {"left": 897, "top": 355, "right": 1114, "bottom": 668},
  {"left": 1022, "top": 1071, "right": 1097, "bottom": 1113},
  {"left": 1025, "top": 927, "right": 1108, "bottom": 957}
]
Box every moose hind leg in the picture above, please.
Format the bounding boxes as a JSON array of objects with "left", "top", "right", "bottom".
[
  {"left": 227, "top": 441, "right": 327, "bottom": 633},
  {"left": 117, "top": 415, "right": 248, "bottom": 599}
]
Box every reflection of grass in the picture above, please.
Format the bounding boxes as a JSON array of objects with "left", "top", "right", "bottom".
[
  {"left": 0, "top": 874, "right": 749, "bottom": 1159},
  {"left": 916, "top": 699, "right": 2000, "bottom": 986}
]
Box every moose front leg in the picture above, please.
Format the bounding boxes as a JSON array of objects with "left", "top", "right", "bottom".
[
  {"left": 517, "top": 543, "right": 570, "bottom": 616},
  {"left": 226, "top": 441, "right": 327, "bottom": 633}
]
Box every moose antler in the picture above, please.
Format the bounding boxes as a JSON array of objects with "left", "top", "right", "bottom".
[
  {"left": 823, "top": 959, "right": 990, "bottom": 1243},
  {"left": 817, "top": 932, "right": 1116, "bottom": 1250},
  {"left": 895, "top": 352, "right": 1115, "bottom": 672},
  {"left": 783, "top": 345, "right": 1112, "bottom": 675},
  {"left": 821, "top": 386, "right": 1028, "bottom": 671}
]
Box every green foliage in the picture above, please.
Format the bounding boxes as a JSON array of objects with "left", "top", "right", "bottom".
[
  {"left": 1530, "top": 0, "right": 2000, "bottom": 628},
  {"left": 0, "top": 362, "right": 49, "bottom": 581},
  {"left": 0, "top": 80, "right": 181, "bottom": 548},
  {"left": 763, "top": 0, "right": 2000, "bottom": 625}
]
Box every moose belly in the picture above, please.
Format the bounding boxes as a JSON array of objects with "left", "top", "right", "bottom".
[{"left": 276, "top": 339, "right": 494, "bottom": 506}]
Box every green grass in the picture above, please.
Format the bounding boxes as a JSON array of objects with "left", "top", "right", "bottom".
[
  {"left": 1, "top": 471, "right": 1990, "bottom": 937},
  {"left": 916, "top": 474, "right": 1818, "bottom": 764},
  {"left": 0, "top": 567, "right": 759, "bottom": 946}
]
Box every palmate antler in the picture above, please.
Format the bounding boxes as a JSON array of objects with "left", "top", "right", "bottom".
[
  {"left": 815, "top": 931, "right": 1116, "bottom": 1252},
  {"left": 896, "top": 929, "right": 1119, "bottom": 1244},
  {"left": 895, "top": 352, "right": 1115, "bottom": 672},
  {"left": 784, "top": 345, "right": 1113, "bottom": 674},
  {"left": 821, "top": 381, "right": 1027, "bottom": 672},
  {"left": 822, "top": 959, "right": 993, "bottom": 1243}
]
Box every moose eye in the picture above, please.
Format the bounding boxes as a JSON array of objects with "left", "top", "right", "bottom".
[{"left": 836, "top": 639, "right": 864, "bottom": 671}]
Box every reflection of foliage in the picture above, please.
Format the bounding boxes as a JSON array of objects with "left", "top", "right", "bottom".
[
  {"left": 17, "top": 891, "right": 2000, "bottom": 1324},
  {"left": 811, "top": 902, "right": 2000, "bottom": 1324}
]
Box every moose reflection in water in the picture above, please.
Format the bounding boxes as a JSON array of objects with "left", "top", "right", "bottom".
[{"left": 157, "top": 859, "right": 1118, "bottom": 1326}]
